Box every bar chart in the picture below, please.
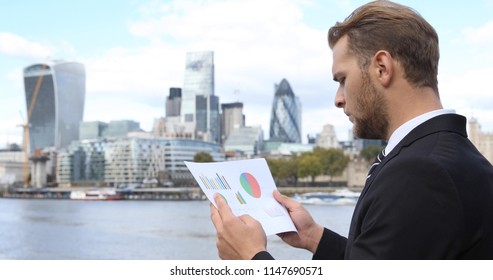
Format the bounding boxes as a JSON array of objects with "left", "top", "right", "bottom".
[{"left": 199, "top": 173, "right": 232, "bottom": 190}]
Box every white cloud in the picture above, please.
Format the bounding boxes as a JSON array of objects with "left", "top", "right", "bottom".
[
  {"left": 439, "top": 20, "right": 493, "bottom": 132},
  {"left": 462, "top": 21, "right": 493, "bottom": 45},
  {"left": 81, "top": 0, "right": 340, "bottom": 139},
  {"left": 83, "top": 94, "right": 164, "bottom": 131},
  {"left": 129, "top": 0, "right": 304, "bottom": 42},
  {"left": 0, "top": 32, "right": 53, "bottom": 58},
  {"left": 440, "top": 67, "right": 493, "bottom": 110},
  {"left": 79, "top": 47, "right": 185, "bottom": 131},
  {"left": 84, "top": 46, "right": 184, "bottom": 95}
]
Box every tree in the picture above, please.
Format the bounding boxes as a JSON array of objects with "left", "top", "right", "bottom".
[
  {"left": 285, "top": 154, "right": 301, "bottom": 186},
  {"left": 314, "top": 147, "right": 350, "bottom": 181},
  {"left": 360, "top": 145, "right": 384, "bottom": 161},
  {"left": 266, "top": 158, "right": 282, "bottom": 185},
  {"left": 193, "top": 152, "right": 213, "bottom": 162},
  {"left": 267, "top": 157, "right": 298, "bottom": 186},
  {"left": 297, "top": 154, "right": 323, "bottom": 183}
]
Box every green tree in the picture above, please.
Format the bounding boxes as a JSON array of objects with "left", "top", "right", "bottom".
[
  {"left": 285, "top": 154, "right": 301, "bottom": 186},
  {"left": 297, "top": 154, "right": 323, "bottom": 183},
  {"left": 266, "top": 158, "right": 282, "bottom": 184},
  {"left": 193, "top": 152, "right": 213, "bottom": 162},
  {"left": 267, "top": 157, "right": 296, "bottom": 186},
  {"left": 314, "top": 147, "right": 350, "bottom": 181},
  {"left": 360, "top": 145, "right": 384, "bottom": 161}
]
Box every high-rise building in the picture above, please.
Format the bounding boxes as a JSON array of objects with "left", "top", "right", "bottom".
[
  {"left": 23, "top": 61, "right": 85, "bottom": 151},
  {"left": 196, "top": 95, "right": 220, "bottom": 143},
  {"left": 269, "top": 79, "right": 302, "bottom": 143},
  {"left": 181, "top": 51, "right": 216, "bottom": 141},
  {"left": 166, "top": 87, "right": 182, "bottom": 117},
  {"left": 221, "top": 102, "right": 245, "bottom": 143}
]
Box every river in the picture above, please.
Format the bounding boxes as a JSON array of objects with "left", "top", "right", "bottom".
[{"left": 0, "top": 198, "right": 354, "bottom": 260}]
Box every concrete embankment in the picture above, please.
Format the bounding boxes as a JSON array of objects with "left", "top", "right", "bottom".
[{"left": 1, "top": 185, "right": 363, "bottom": 200}]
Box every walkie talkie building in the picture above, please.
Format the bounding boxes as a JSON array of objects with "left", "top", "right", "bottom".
[
  {"left": 269, "top": 79, "right": 302, "bottom": 143},
  {"left": 23, "top": 61, "right": 86, "bottom": 152}
]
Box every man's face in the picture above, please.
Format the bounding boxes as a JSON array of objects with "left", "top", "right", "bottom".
[{"left": 332, "top": 36, "right": 389, "bottom": 139}]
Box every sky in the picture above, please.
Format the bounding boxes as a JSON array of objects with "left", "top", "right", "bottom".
[{"left": 1, "top": 0, "right": 493, "bottom": 148}]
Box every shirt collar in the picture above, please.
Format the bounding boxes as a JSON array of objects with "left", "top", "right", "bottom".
[{"left": 384, "top": 109, "right": 456, "bottom": 156}]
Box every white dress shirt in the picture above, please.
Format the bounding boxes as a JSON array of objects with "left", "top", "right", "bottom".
[{"left": 384, "top": 109, "right": 456, "bottom": 156}]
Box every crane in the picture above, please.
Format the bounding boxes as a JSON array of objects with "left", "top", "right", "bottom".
[{"left": 19, "top": 63, "right": 47, "bottom": 186}]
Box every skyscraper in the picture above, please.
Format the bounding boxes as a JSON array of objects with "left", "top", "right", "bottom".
[
  {"left": 181, "top": 51, "right": 217, "bottom": 142},
  {"left": 221, "top": 102, "right": 245, "bottom": 143},
  {"left": 269, "top": 79, "right": 302, "bottom": 143},
  {"left": 196, "top": 95, "right": 220, "bottom": 143},
  {"left": 166, "top": 87, "right": 181, "bottom": 117},
  {"left": 23, "top": 61, "right": 86, "bottom": 151}
]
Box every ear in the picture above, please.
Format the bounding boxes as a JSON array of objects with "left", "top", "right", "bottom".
[{"left": 371, "top": 50, "right": 393, "bottom": 88}]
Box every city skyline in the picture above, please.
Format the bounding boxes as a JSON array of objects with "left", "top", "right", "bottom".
[{"left": 1, "top": 0, "right": 493, "bottom": 148}]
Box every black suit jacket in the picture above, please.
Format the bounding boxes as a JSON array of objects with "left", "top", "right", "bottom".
[
  {"left": 313, "top": 114, "right": 493, "bottom": 259},
  {"left": 253, "top": 114, "right": 493, "bottom": 260}
]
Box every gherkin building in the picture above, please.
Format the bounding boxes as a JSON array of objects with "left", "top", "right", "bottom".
[{"left": 269, "top": 79, "right": 301, "bottom": 143}]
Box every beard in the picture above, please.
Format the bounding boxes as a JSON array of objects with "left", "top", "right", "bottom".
[{"left": 352, "top": 72, "right": 390, "bottom": 140}]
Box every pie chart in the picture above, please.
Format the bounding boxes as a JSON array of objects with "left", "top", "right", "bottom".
[
  {"left": 217, "top": 193, "right": 228, "bottom": 204},
  {"left": 239, "top": 172, "right": 261, "bottom": 198}
]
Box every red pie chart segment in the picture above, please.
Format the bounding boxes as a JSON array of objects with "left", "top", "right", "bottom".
[{"left": 239, "top": 173, "right": 261, "bottom": 198}]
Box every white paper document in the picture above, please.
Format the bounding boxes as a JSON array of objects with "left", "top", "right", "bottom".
[{"left": 185, "top": 158, "right": 296, "bottom": 236}]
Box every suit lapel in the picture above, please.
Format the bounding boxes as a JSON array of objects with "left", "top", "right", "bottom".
[{"left": 357, "top": 114, "right": 467, "bottom": 201}]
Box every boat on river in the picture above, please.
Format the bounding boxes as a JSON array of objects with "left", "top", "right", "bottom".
[
  {"left": 70, "top": 188, "right": 122, "bottom": 200},
  {"left": 292, "top": 188, "right": 360, "bottom": 205}
]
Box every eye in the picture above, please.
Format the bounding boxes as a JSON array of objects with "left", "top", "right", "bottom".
[{"left": 339, "top": 77, "right": 346, "bottom": 86}]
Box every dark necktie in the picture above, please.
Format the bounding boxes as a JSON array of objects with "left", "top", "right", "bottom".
[{"left": 367, "top": 149, "right": 386, "bottom": 179}]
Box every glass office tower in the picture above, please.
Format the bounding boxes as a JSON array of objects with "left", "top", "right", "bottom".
[
  {"left": 166, "top": 87, "right": 182, "bottom": 117},
  {"left": 269, "top": 79, "right": 302, "bottom": 143},
  {"left": 23, "top": 61, "right": 86, "bottom": 151},
  {"left": 181, "top": 51, "right": 216, "bottom": 141},
  {"left": 221, "top": 102, "right": 245, "bottom": 144},
  {"left": 196, "top": 95, "right": 220, "bottom": 143}
]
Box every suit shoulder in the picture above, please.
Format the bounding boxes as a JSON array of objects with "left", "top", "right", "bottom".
[{"left": 371, "top": 155, "right": 458, "bottom": 203}]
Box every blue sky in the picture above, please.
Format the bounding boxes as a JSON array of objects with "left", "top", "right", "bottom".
[{"left": 1, "top": 0, "right": 493, "bottom": 148}]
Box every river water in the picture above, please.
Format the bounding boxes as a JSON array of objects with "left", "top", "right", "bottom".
[{"left": 0, "top": 198, "right": 354, "bottom": 260}]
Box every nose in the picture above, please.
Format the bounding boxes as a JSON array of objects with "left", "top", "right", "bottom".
[{"left": 334, "top": 87, "right": 345, "bottom": 108}]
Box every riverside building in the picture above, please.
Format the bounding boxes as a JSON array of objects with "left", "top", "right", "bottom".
[{"left": 57, "top": 136, "right": 224, "bottom": 188}]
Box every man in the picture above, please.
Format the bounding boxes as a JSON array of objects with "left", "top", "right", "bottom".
[{"left": 210, "top": 0, "right": 493, "bottom": 259}]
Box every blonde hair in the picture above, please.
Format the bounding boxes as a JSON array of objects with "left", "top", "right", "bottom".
[{"left": 328, "top": 0, "right": 439, "bottom": 94}]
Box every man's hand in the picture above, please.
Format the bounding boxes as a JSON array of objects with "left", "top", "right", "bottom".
[
  {"left": 274, "top": 190, "right": 324, "bottom": 254},
  {"left": 210, "top": 193, "right": 267, "bottom": 259}
]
